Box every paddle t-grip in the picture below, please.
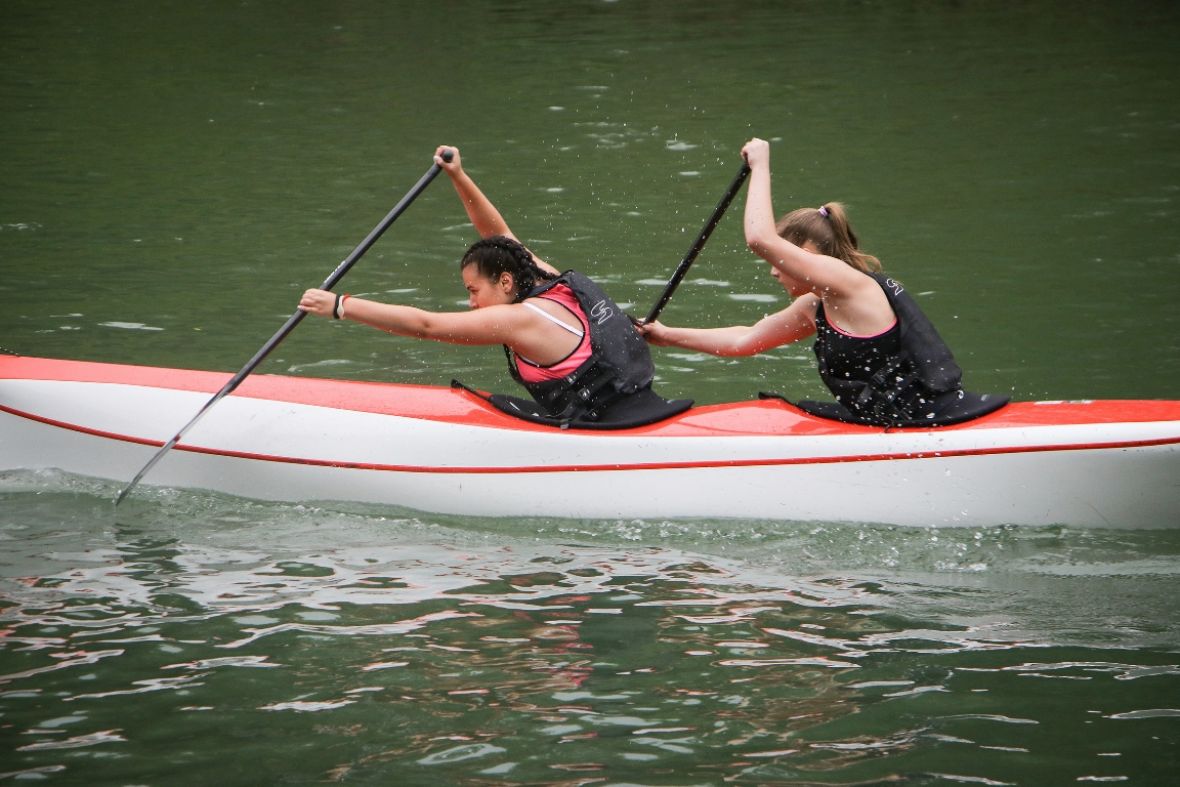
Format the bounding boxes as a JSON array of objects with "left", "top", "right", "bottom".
[{"left": 440, "top": 149, "right": 455, "bottom": 163}]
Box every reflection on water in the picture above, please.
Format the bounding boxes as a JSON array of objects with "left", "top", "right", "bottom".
[{"left": 2, "top": 474, "right": 1178, "bottom": 783}]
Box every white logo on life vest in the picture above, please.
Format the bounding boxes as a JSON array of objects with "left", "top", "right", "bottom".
[
  {"left": 884, "top": 277, "right": 904, "bottom": 296},
  {"left": 589, "top": 299, "right": 614, "bottom": 325}
]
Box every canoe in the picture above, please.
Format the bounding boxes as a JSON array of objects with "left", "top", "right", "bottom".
[{"left": 2, "top": 354, "right": 1178, "bottom": 528}]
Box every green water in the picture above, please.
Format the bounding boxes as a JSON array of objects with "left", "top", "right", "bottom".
[{"left": 3, "top": 1, "right": 1179, "bottom": 783}]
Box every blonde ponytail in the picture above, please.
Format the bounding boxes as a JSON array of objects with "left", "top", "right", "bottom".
[{"left": 775, "top": 202, "right": 881, "bottom": 273}]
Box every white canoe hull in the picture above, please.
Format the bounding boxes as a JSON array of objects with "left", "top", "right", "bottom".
[{"left": 2, "top": 356, "right": 1178, "bottom": 528}]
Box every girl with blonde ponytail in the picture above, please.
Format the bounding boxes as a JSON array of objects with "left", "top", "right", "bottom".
[{"left": 640, "top": 138, "right": 1004, "bottom": 427}]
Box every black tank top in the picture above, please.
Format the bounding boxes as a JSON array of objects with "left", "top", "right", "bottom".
[
  {"left": 812, "top": 276, "right": 955, "bottom": 424},
  {"left": 813, "top": 308, "right": 902, "bottom": 392},
  {"left": 796, "top": 275, "right": 1007, "bottom": 427}
]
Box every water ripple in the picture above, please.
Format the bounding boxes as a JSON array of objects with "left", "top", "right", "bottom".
[{"left": 2, "top": 481, "right": 1178, "bottom": 783}]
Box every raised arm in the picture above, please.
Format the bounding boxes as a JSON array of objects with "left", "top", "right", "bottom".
[
  {"left": 435, "top": 145, "right": 559, "bottom": 276},
  {"left": 740, "top": 139, "right": 862, "bottom": 298}
]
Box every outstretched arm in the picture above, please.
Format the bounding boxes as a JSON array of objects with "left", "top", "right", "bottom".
[
  {"left": 435, "top": 145, "right": 559, "bottom": 276},
  {"left": 300, "top": 288, "right": 528, "bottom": 346},
  {"left": 299, "top": 289, "right": 580, "bottom": 366},
  {"left": 638, "top": 295, "right": 819, "bottom": 357}
]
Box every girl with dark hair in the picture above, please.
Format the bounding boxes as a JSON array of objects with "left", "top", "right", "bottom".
[
  {"left": 300, "top": 146, "right": 686, "bottom": 427},
  {"left": 639, "top": 137, "right": 1004, "bottom": 427}
]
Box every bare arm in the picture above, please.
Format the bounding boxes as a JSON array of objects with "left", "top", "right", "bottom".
[
  {"left": 300, "top": 289, "right": 528, "bottom": 346},
  {"left": 435, "top": 145, "right": 560, "bottom": 276},
  {"left": 299, "top": 289, "right": 583, "bottom": 365},
  {"left": 639, "top": 295, "right": 819, "bottom": 357},
  {"left": 740, "top": 139, "right": 864, "bottom": 298}
]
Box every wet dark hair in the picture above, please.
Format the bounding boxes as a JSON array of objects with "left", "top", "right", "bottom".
[{"left": 460, "top": 235, "right": 557, "bottom": 300}]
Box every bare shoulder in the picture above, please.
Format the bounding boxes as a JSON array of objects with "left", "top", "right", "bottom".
[
  {"left": 845, "top": 267, "right": 891, "bottom": 302},
  {"left": 811, "top": 254, "right": 874, "bottom": 295},
  {"left": 783, "top": 292, "right": 821, "bottom": 327}
]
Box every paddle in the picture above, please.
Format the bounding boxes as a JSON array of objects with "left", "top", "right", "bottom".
[
  {"left": 643, "top": 160, "right": 750, "bottom": 325},
  {"left": 115, "top": 151, "right": 452, "bottom": 507}
]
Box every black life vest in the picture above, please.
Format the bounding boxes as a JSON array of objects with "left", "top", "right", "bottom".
[
  {"left": 505, "top": 271, "right": 657, "bottom": 422},
  {"left": 801, "top": 272, "right": 1007, "bottom": 427}
]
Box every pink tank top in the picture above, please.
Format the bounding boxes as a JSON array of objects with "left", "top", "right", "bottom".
[{"left": 513, "top": 284, "right": 593, "bottom": 383}]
